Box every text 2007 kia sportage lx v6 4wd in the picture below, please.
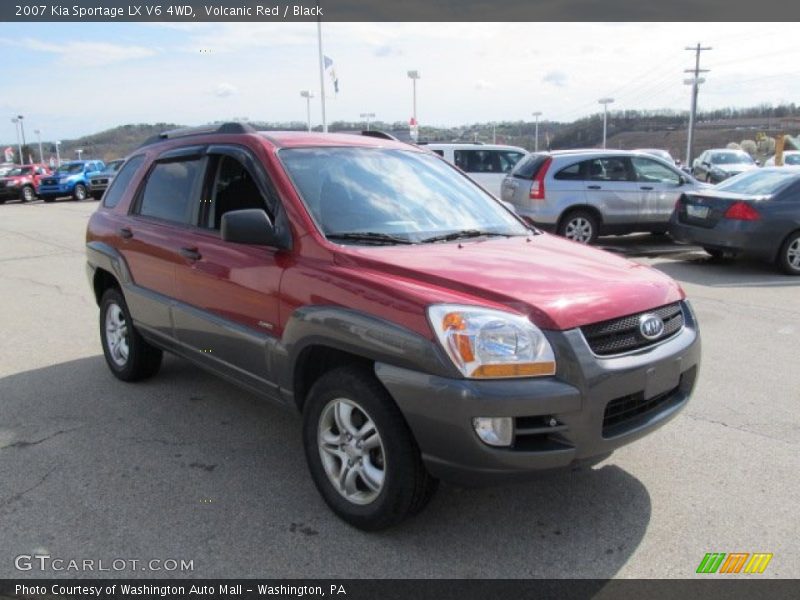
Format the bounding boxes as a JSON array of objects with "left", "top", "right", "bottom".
[{"left": 85, "top": 123, "right": 700, "bottom": 530}]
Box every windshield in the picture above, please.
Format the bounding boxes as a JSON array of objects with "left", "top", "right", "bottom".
[
  {"left": 710, "top": 151, "right": 754, "bottom": 165},
  {"left": 56, "top": 163, "right": 85, "bottom": 174},
  {"left": 104, "top": 160, "right": 124, "bottom": 173},
  {"left": 279, "top": 147, "right": 528, "bottom": 243},
  {"left": 5, "top": 166, "right": 32, "bottom": 176},
  {"left": 716, "top": 170, "right": 798, "bottom": 195}
]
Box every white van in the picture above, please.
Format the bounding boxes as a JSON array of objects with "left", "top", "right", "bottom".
[{"left": 424, "top": 143, "right": 528, "bottom": 198}]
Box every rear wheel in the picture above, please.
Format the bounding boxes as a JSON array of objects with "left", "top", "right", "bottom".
[
  {"left": 42, "top": 195, "right": 55, "bottom": 203},
  {"left": 703, "top": 247, "right": 726, "bottom": 260},
  {"left": 73, "top": 184, "right": 87, "bottom": 201},
  {"left": 21, "top": 185, "right": 35, "bottom": 202},
  {"left": 558, "top": 210, "right": 599, "bottom": 244},
  {"left": 302, "top": 366, "right": 438, "bottom": 530},
  {"left": 99, "top": 288, "right": 162, "bottom": 381},
  {"left": 777, "top": 232, "right": 800, "bottom": 276}
]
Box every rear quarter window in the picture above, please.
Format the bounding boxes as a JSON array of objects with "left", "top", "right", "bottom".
[
  {"left": 554, "top": 162, "right": 583, "bottom": 180},
  {"left": 510, "top": 154, "right": 549, "bottom": 180}
]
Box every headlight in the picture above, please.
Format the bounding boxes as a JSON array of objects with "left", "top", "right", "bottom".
[
  {"left": 427, "top": 304, "right": 556, "bottom": 378},
  {"left": 59, "top": 177, "right": 71, "bottom": 184}
]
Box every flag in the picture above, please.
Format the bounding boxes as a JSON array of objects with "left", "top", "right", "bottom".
[{"left": 324, "top": 55, "right": 339, "bottom": 94}]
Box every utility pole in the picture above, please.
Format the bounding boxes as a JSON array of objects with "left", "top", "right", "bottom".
[
  {"left": 300, "top": 90, "right": 313, "bottom": 132},
  {"left": 11, "top": 117, "right": 22, "bottom": 164},
  {"left": 407, "top": 70, "right": 420, "bottom": 142},
  {"left": 684, "top": 43, "right": 711, "bottom": 166},
  {"left": 55, "top": 141, "right": 61, "bottom": 167},
  {"left": 360, "top": 112, "right": 375, "bottom": 131},
  {"left": 17, "top": 115, "right": 27, "bottom": 163},
  {"left": 34, "top": 129, "right": 43, "bottom": 163},
  {"left": 532, "top": 111, "right": 542, "bottom": 152},
  {"left": 316, "top": 19, "right": 327, "bottom": 133},
  {"left": 598, "top": 98, "right": 614, "bottom": 148}
]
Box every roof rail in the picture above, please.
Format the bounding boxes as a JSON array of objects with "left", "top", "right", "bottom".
[
  {"left": 360, "top": 130, "right": 400, "bottom": 141},
  {"left": 138, "top": 122, "right": 256, "bottom": 148}
]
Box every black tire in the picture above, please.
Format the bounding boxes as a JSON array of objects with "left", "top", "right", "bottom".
[
  {"left": 99, "top": 288, "right": 162, "bottom": 381},
  {"left": 0, "top": 199, "right": 5, "bottom": 205},
  {"left": 73, "top": 183, "right": 87, "bottom": 201},
  {"left": 302, "top": 366, "right": 438, "bottom": 530},
  {"left": 21, "top": 185, "right": 35, "bottom": 203},
  {"left": 703, "top": 247, "right": 726, "bottom": 260},
  {"left": 42, "top": 196, "right": 55, "bottom": 203},
  {"left": 91, "top": 191, "right": 103, "bottom": 200},
  {"left": 557, "top": 209, "right": 599, "bottom": 244},
  {"left": 777, "top": 231, "right": 800, "bottom": 276}
]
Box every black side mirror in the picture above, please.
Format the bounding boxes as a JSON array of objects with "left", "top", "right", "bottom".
[{"left": 221, "top": 209, "right": 285, "bottom": 248}]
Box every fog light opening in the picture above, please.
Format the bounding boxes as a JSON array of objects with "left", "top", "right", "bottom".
[{"left": 472, "top": 417, "right": 513, "bottom": 447}]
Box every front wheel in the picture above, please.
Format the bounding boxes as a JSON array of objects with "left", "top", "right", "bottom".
[
  {"left": 73, "top": 184, "right": 87, "bottom": 201},
  {"left": 302, "top": 366, "right": 437, "bottom": 530},
  {"left": 777, "top": 232, "right": 800, "bottom": 276},
  {"left": 100, "top": 288, "right": 163, "bottom": 381},
  {"left": 558, "top": 210, "right": 599, "bottom": 244}
]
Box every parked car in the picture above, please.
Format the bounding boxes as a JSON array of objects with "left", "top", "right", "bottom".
[
  {"left": 692, "top": 149, "right": 758, "bottom": 183},
  {"left": 671, "top": 167, "right": 800, "bottom": 275},
  {"left": 423, "top": 143, "right": 528, "bottom": 198},
  {"left": 89, "top": 159, "right": 124, "bottom": 199},
  {"left": 0, "top": 163, "right": 15, "bottom": 177},
  {"left": 635, "top": 148, "right": 680, "bottom": 166},
  {"left": 86, "top": 124, "right": 700, "bottom": 530},
  {"left": 0, "top": 163, "right": 51, "bottom": 203},
  {"left": 763, "top": 150, "right": 800, "bottom": 167},
  {"left": 38, "top": 159, "right": 105, "bottom": 202},
  {"left": 501, "top": 150, "right": 706, "bottom": 244}
]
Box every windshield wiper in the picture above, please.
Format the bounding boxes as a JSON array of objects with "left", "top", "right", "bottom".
[
  {"left": 420, "top": 229, "right": 513, "bottom": 244},
  {"left": 326, "top": 232, "right": 414, "bottom": 245}
]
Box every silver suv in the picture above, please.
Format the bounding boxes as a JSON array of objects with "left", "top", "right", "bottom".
[{"left": 501, "top": 150, "right": 705, "bottom": 243}]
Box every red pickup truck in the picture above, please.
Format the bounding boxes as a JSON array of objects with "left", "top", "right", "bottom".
[{"left": 0, "top": 163, "right": 52, "bottom": 203}]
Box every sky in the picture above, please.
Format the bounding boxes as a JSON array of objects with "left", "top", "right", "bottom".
[{"left": 1, "top": 21, "right": 798, "bottom": 142}]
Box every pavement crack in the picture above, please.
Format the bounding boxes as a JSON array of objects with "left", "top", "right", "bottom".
[
  {"left": 1, "top": 466, "right": 58, "bottom": 506},
  {"left": 124, "top": 437, "right": 193, "bottom": 447},
  {"left": 683, "top": 412, "right": 798, "bottom": 445},
  {"left": 0, "top": 426, "right": 83, "bottom": 451}
]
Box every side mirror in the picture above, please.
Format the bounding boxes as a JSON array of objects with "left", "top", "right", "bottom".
[
  {"left": 221, "top": 209, "right": 283, "bottom": 248},
  {"left": 755, "top": 160, "right": 761, "bottom": 167},
  {"left": 678, "top": 175, "right": 688, "bottom": 185}
]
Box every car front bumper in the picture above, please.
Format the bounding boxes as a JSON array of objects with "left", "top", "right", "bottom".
[
  {"left": 0, "top": 185, "right": 23, "bottom": 200},
  {"left": 38, "top": 182, "right": 75, "bottom": 196},
  {"left": 375, "top": 304, "right": 700, "bottom": 485}
]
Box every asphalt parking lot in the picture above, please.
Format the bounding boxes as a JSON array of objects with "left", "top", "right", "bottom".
[{"left": 1, "top": 199, "right": 798, "bottom": 579}]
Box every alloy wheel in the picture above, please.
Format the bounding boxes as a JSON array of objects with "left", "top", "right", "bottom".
[
  {"left": 564, "top": 217, "right": 593, "bottom": 244},
  {"left": 318, "top": 397, "right": 386, "bottom": 505},
  {"left": 104, "top": 302, "right": 129, "bottom": 367},
  {"left": 787, "top": 238, "right": 800, "bottom": 270}
]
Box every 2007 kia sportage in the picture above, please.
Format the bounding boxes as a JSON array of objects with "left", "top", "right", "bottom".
[{"left": 85, "top": 123, "right": 701, "bottom": 530}]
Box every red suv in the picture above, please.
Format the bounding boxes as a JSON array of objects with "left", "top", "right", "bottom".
[
  {"left": 0, "top": 163, "right": 51, "bottom": 203},
  {"left": 85, "top": 123, "right": 701, "bottom": 530}
]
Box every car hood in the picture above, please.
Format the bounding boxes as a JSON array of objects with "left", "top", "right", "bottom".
[
  {"left": 334, "top": 234, "right": 684, "bottom": 331},
  {"left": 715, "top": 163, "right": 757, "bottom": 174}
]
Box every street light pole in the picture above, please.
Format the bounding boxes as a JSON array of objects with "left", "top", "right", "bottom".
[
  {"left": 17, "top": 115, "right": 27, "bottom": 163},
  {"left": 55, "top": 141, "right": 61, "bottom": 167},
  {"left": 531, "top": 111, "right": 542, "bottom": 152},
  {"left": 316, "top": 19, "right": 327, "bottom": 133},
  {"left": 407, "top": 70, "right": 420, "bottom": 141},
  {"left": 598, "top": 98, "right": 615, "bottom": 149},
  {"left": 11, "top": 117, "right": 22, "bottom": 164},
  {"left": 34, "top": 129, "right": 43, "bottom": 163},
  {"left": 359, "top": 112, "right": 375, "bottom": 131},
  {"left": 300, "top": 90, "right": 313, "bottom": 132}
]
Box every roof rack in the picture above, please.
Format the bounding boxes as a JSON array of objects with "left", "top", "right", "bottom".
[
  {"left": 138, "top": 122, "right": 256, "bottom": 148},
  {"left": 360, "top": 130, "right": 400, "bottom": 141}
]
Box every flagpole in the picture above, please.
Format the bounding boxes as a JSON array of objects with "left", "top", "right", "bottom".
[{"left": 317, "top": 18, "right": 327, "bottom": 133}]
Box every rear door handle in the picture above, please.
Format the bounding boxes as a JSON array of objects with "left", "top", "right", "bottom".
[
  {"left": 640, "top": 186, "right": 654, "bottom": 190},
  {"left": 587, "top": 185, "right": 602, "bottom": 190},
  {"left": 118, "top": 227, "right": 133, "bottom": 239},
  {"left": 180, "top": 246, "right": 202, "bottom": 261}
]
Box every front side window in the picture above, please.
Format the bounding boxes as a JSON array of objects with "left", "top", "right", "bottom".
[
  {"left": 454, "top": 150, "right": 503, "bottom": 173},
  {"left": 279, "top": 148, "right": 527, "bottom": 242},
  {"left": 137, "top": 159, "right": 202, "bottom": 224},
  {"left": 104, "top": 155, "right": 145, "bottom": 208},
  {"left": 203, "top": 155, "right": 270, "bottom": 230},
  {"left": 56, "top": 163, "right": 84, "bottom": 175},
  {"left": 631, "top": 157, "right": 680, "bottom": 185}
]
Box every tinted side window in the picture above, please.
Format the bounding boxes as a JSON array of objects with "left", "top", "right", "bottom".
[
  {"left": 554, "top": 162, "right": 583, "bottom": 180},
  {"left": 104, "top": 155, "right": 145, "bottom": 208},
  {"left": 203, "top": 156, "right": 270, "bottom": 230},
  {"left": 454, "top": 150, "right": 502, "bottom": 173},
  {"left": 498, "top": 151, "right": 525, "bottom": 173},
  {"left": 587, "top": 157, "right": 632, "bottom": 182},
  {"left": 511, "top": 154, "right": 548, "bottom": 179},
  {"left": 431, "top": 149, "right": 444, "bottom": 157},
  {"left": 138, "top": 159, "right": 202, "bottom": 224},
  {"left": 631, "top": 157, "right": 680, "bottom": 185}
]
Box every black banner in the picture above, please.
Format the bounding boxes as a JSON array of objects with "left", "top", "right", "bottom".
[
  {"left": 1, "top": 579, "right": 798, "bottom": 600},
  {"left": 3, "top": 0, "right": 800, "bottom": 22}
]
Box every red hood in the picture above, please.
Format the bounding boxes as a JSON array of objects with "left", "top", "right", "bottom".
[{"left": 334, "top": 234, "right": 684, "bottom": 331}]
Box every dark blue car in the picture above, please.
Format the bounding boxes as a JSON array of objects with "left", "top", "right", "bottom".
[
  {"left": 38, "top": 160, "right": 105, "bottom": 202},
  {"left": 670, "top": 167, "right": 800, "bottom": 275}
]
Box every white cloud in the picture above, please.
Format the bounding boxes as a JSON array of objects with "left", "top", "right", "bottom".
[
  {"left": 3, "top": 37, "right": 157, "bottom": 66},
  {"left": 214, "top": 83, "right": 238, "bottom": 98},
  {"left": 474, "top": 79, "right": 494, "bottom": 91},
  {"left": 542, "top": 70, "right": 568, "bottom": 88}
]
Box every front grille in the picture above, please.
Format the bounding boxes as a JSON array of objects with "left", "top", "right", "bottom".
[
  {"left": 42, "top": 179, "right": 57, "bottom": 186},
  {"left": 581, "top": 302, "right": 684, "bottom": 356},
  {"left": 603, "top": 385, "right": 681, "bottom": 436}
]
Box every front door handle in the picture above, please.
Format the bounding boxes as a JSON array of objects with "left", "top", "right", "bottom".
[
  {"left": 118, "top": 227, "right": 133, "bottom": 239},
  {"left": 640, "top": 186, "right": 654, "bottom": 190},
  {"left": 180, "top": 247, "right": 202, "bottom": 261},
  {"left": 587, "top": 185, "right": 601, "bottom": 190}
]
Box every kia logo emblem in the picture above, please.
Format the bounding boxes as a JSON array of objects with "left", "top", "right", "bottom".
[{"left": 639, "top": 314, "right": 665, "bottom": 340}]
